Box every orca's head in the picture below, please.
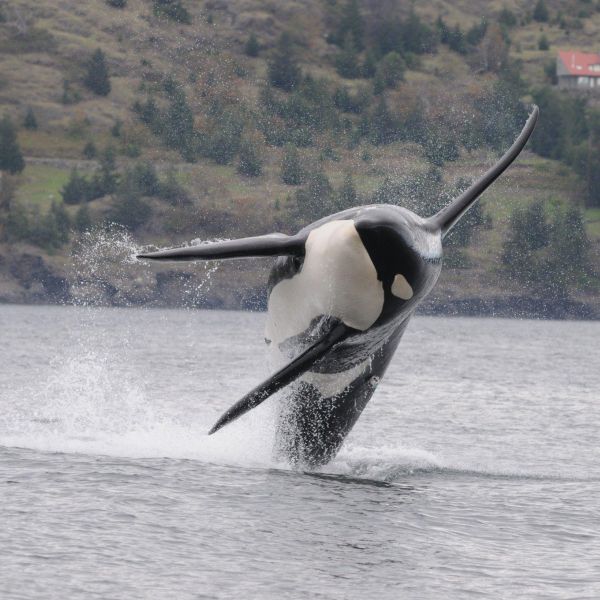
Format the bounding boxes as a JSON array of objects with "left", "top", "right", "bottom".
[{"left": 353, "top": 205, "right": 442, "bottom": 322}]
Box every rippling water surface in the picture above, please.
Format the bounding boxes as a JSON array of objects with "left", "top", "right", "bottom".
[{"left": 1, "top": 305, "right": 599, "bottom": 599}]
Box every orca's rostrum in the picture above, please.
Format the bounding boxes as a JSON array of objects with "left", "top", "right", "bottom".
[{"left": 139, "top": 106, "right": 539, "bottom": 467}]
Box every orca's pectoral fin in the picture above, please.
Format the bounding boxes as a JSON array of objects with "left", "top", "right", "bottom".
[
  {"left": 137, "top": 232, "right": 306, "bottom": 262},
  {"left": 208, "top": 322, "right": 354, "bottom": 435}
]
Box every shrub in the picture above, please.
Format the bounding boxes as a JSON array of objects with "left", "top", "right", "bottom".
[{"left": 106, "top": 0, "right": 127, "bottom": 6}]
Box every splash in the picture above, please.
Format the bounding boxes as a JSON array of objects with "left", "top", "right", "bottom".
[{"left": 70, "top": 224, "right": 146, "bottom": 307}]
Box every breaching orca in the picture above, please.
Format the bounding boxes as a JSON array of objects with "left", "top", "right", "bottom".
[{"left": 139, "top": 106, "right": 538, "bottom": 467}]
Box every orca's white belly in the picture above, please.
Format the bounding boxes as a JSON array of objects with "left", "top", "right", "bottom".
[{"left": 265, "top": 220, "right": 384, "bottom": 349}]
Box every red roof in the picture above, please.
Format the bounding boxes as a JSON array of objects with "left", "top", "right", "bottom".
[{"left": 558, "top": 50, "right": 600, "bottom": 77}]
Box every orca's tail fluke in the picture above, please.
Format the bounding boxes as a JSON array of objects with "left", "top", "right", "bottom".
[
  {"left": 428, "top": 104, "right": 539, "bottom": 239},
  {"left": 137, "top": 232, "right": 306, "bottom": 262}
]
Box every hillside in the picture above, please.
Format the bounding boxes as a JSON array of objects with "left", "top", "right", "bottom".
[{"left": 0, "top": 0, "right": 599, "bottom": 317}]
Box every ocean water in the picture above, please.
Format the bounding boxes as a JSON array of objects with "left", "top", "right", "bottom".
[{"left": 1, "top": 305, "right": 599, "bottom": 599}]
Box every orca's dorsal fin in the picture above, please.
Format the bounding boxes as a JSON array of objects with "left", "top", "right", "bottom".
[
  {"left": 137, "top": 232, "right": 306, "bottom": 261},
  {"left": 208, "top": 322, "right": 354, "bottom": 435},
  {"left": 429, "top": 105, "right": 539, "bottom": 238}
]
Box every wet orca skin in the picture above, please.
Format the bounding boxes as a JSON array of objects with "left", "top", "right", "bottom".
[{"left": 139, "top": 106, "right": 538, "bottom": 467}]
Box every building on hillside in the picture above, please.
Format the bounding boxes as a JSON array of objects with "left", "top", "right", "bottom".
[{"left": 556, "top": 50, "right": 600, "bottom": 90}]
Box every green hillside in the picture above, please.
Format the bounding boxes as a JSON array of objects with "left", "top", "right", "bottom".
[{"left": 0, "top": 0, "right": 599, "bottom": 316}]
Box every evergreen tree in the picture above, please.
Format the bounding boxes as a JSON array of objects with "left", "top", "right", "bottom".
[
  {"left": 587, "top": 113, "right": 600, "bottom": 207},
  {"left": 436, "top": 16, "right": 449, "bottom": 44},
  {"left": 447, "top": 25, "right": 468, "bottom": 54},
  {"left": 4, "top": 203, "right": 30, "bottom": 242},
  {"left": 549, "top": 206, "right": 590, "bottom": 287},
  {"left": 206, "top": 110, "right": 244, "bottom": 165},
  {"left": 110, "top": 172, "right": 152, "bottom": 230},
  {"left": 153, "top": 0, "right": 191, "bottom": 23},
  {"left": 61, "top": 169, "right": 90, "bottom": 205},
  {"left": 361, "top": 49, "right": 377, "bottom": 78},
  {"left": 111, "top": 119, "right": 122, "bottom": 138},
  {"left": 333, "top": 0, "right": 364, "bottom": 51},
  {"left": 50, "top": 201, "right": 71, "bottom": 245},
  {"left": 538, "top": 35, "right": 549, "bottom": 51},
  {"left": 92, "top": 146, "right": 119, "bottom": 196},
  {"left": 83, "top": 141, "right": 97, "bottom": 159},
  {"left": 0, "top": 115, "right": 25, "bottom": 174},
  {"left": 335, "top": 173, "right": 358, "bottom": 210},
  {"left": 294, "top": 170, "right": 334, "bottom": 220},
  {"left": 531, "top": 87, "right": 565, "bottom": 159},
  {"left": 369, "top": 96, "right": 399, "bottom": 145},
  {"left": 132, "top": 161, "right": 160, "bottom": 196},
  {"left": 61, "top": 79, "right": 81, "bottom": 105},
  {"left": 163, "top": 89, "right": 194, "bottom": 152},
  {"left": 501, "top": 201, "right": 550, "bottom": 283},
  {"left": 335, "top": 33, "right": 360, "bottom": 79},
  {"left": 466, "top": 19, "right": 487, "bottom": 46},
  {"left": 157, "top": 168, "right": 189, "bottom": 205},
  {"left": 376, "top": 51, "right": 405, "bottom": 88},
  {"left": 237, "top": 140, "right": 263, "bottom": 177},
  {"left": 498, "top": 8, "right": 517, "bottom": 27},
  {"left": 268, "top": 32, "right": 302, "bottom": 92},
  {"left": 84, "top": 49, "right": 111, "bottom": 96},
  {"left": 280, "top": 145, "right": 304, "bottom": 185},
  {"left": 75, "top": 203, "right": 92, "bottom": 232},
  {"left": 533, "top": 0, "right": 549, "bottom": 22},
  {"left": 245, "top": 33, "right": 260, "bottom": 57},
  {"left": 23, "top": 107, "right": 38, "bottom": 130}
]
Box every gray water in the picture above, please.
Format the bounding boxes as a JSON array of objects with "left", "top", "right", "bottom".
[{"left": 1, "top": 305, "right": 599, "bottom": 599}]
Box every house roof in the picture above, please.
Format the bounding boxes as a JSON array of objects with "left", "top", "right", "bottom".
[{"left": 558, "top": 50, "right": 600, "bottom": 77}]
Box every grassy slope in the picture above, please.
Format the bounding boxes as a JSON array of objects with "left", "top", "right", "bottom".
[{"left": 1, "top": 0, "right": 599, "bottom": 311}]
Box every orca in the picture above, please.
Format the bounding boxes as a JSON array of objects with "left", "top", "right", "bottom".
[{"left": 138, "top": 106, "right": 538, "bottom": 467}]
